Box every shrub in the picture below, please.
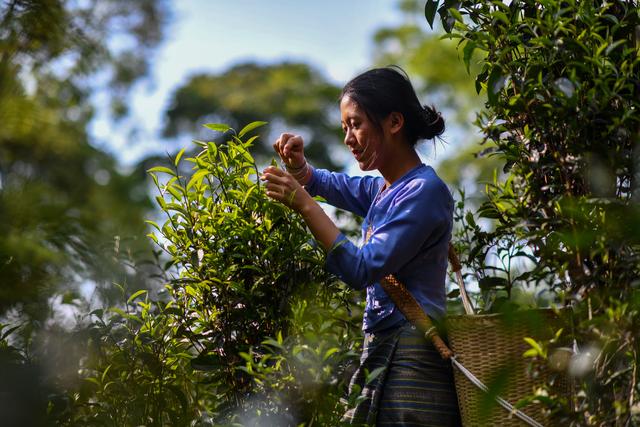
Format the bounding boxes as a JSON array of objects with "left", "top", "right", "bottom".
[
  {"left": 145, "top": 122, "right": 362, "bottom": 424},
  {"left": 428, "top": 0, "right": 639, "bottom": 424}
]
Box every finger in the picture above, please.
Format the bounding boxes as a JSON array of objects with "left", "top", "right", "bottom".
[
  {"left": 264, "top": 182, "right": 281, "bottom": 193},
  {"left": 264, "top": 185, "right": 286, "bottom": 202},
  {"left": 279, "top": 133, "right": 297, "bottom": 156},
  {"left": 262, "top": 166, "right": 288, "bottom": 177},
  {"left": 276, "top": 133, "right": 293, "bottom": 150},
  {"left": 283, "top": 135, "right": 302, "bottom": 157},
  {"left": 265, "top": 188, "right": 283, "bottom": 201},
  {"left": 262, "top": 171, "right": 290, "bottom": 185},
  {"left": 273, "top": 135, "right": 284, "bottom": 157}
]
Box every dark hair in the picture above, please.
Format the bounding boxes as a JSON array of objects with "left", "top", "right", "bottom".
[{"left": 340, "top": 66, "right": 445, "bottom": 145}]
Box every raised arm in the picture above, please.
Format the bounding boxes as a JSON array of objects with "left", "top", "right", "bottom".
[
  {"left": 272, "top": 133, "right": 381, "bottom": 217},
  {"left": 260, "top": 166, "right": 340, "bottom": 252}
]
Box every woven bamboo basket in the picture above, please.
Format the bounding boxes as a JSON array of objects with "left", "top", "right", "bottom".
[
  {"left": 444, "top": 246, "right": 572, "bottom": 426},
  {"left": 447, "top": 309, "right": 571, "bottom": 426}
]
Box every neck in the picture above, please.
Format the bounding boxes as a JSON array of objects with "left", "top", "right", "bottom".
[{"left": 379, "top": 148, "right": 421, "bottom": 187}]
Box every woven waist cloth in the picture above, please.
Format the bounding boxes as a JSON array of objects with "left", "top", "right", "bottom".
[{"left": 343, "top": 322, "right": 461, "bottom": 426}]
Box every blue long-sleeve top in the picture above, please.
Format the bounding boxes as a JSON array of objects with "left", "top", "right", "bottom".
[{"left": 305, "top": 163, "right": 453, "bottom": 333}]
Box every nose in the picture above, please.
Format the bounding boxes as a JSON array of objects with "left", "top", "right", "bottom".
[{"left": 344, "top": 128, "right": 355, "bottom": 146}]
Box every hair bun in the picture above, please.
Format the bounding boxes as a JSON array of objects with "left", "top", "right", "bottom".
[{"left": 420, "top": 105, "right": 445, "bottom": 140}]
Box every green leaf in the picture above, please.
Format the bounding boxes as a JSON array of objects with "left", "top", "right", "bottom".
[
  {"left": 147, "top": 166, "right": 176, "bottom": 176},
  {"left": 523, "top": 337, "right": 546, "bottom": 358},
  {"left": 424, "top": 0, "right": 439, "bottom": 29},
  {"left": 487, "top": 66, "right": 505, "bottom": 105},
  {"left": 155, "top": 195, "right": 167, "bottom": 209},
  {"left": 167, "top": 184, "right": 183, "bottom": 200},
  {"left": 127, "top": 290, "right": 147, "bottom": 304},
  {"left": 365, "top": 366, "right": 386, "bottom": 385},
  {"left": 447, "top": 289, "right": 460, "bottom": 298},
  {"left": 262, "top": 338, "right": 283, "bottom": 350},
  {"left": 193, "top": 139, "right": 208, "bottom": 148},
  {"left": 462, "top": 40, "right": 476, "bottom": 74},
  {"left": 448, "top": 7, "right": 463, "bottom": 23},
  {"left": 323, "top": 347, "right": 339, "bottom": 361},
  {"left": 244, "top": 135, "right": 259, "bottom": 147},
  {"left": 1, "top": 325, "right": 20, "bottom": 340},
  {"left": 234, "top": 142, "right": 255, "bottom": 166},
  {"left": 174, "top": 147, "right": 186, "bottom": 167},
  {"left": 101, "top": 365, "right": 112, "bottom": 383},
  {"left": 84, "top": 377, "right": 101, "bottom": 387},
  {"left": 145, "top": 220, "right": 160, "bottom": 231},
  {"left": 492, "top": 10, "right": 509, "bottom": 26},
  {"left": 186, "top": 169, "right": 209, "bottom": 191},
  {"left": 438, "top": 4, "right": 455, "bottom": 33},
  {"left": 185, "top": 286, "right": 198, "bottom": 298},
  {"left": 238, "top": 121, "right": 268, "bottom": 138},
  {"left": 203, "top": 123, "right": 231, "bottom": 133},
  {"left": 478, "top": 276, "right": 508, "bottom": 290}
]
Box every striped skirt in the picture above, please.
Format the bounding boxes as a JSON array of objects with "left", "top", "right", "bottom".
[{"left": 342, "top": 322, "right": 461, "bottom": 426}]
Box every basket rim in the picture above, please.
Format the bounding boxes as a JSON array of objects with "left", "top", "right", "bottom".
[{"left": 446, "top": 307, "right": 563, "bottom": 321}]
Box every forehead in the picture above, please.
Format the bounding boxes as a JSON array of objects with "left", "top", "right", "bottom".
[{"left": 340, "top": 96, "right": 365, "bottom": 120}]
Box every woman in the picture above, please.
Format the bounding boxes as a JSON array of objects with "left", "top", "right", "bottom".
[{"left": 261, "top": 67, "right": 461, "bottom": 426}]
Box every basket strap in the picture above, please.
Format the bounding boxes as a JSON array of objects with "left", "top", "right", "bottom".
[
  {"left": 380, "top": 274, "right": 453, "bottom": 359},
  {"left": 378, "top": 244, "right": 469, "bottom": 359},
  {"left": 381, "top": 273, "right": 545, "bottom": 427}
]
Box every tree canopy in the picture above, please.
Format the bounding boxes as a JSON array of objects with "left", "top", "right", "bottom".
[
  {"left": 0, "top": 0, "right": 170, "bottom": 317},
  {"left": 163, "top": 62, "right": 344, "bottom": 169}
]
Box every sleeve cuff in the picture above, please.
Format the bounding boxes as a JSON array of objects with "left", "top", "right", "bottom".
[{"left": 303, "top": 166, "right": 323, "bottom": 196}]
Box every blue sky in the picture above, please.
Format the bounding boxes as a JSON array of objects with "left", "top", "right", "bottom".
[{"left": 92, "top": 1, "right": 405, "bottom": 166}]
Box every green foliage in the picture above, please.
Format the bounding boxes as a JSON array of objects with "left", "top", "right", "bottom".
[
  {"left": 162, "top": 62, "right": 343, "bottom": 169},
  {"left": 145, "top": 123, "right": 361, "bottom": 424},
  {"left": 0, "top": 0, "right": 170, "bottom": 318},
  {"left": 373, "top": 0, "right": 484, "bottom": 127},
  {"left": 51, "top": 289, "right": 206, "bottom": 426},
  {"left": 431, "top": 1, "right": 639, "bottom": 424},
  {"left": 235, "top": 299, "right": 361, "bottom": 425},
  {"left": 0, "top": 124, "right": 362, "bottom": 425}
]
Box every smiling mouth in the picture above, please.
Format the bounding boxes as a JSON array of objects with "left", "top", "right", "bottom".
[{"left": 352, "top": 148, "right": 364, "bottom": 160}]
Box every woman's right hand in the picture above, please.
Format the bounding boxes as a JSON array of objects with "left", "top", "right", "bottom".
[{"left": 273, "top": 133, "right": 305, "bottom": 169}]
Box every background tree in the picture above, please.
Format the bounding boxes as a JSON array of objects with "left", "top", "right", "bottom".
[
  {"left": 429, "top": 0, "right": 639, "bottom": 423},
  {"left": 0, "top": 1, "right": 170, "bottom": 423},
  {"left": 163, "top": 62, "right": 344, "bottom": 170},
  {"left": 371, "top": 0, "right": 503, "bottom": 197},
  {"left": 0, "top": 0, "right": 170, "bottom": 318}
]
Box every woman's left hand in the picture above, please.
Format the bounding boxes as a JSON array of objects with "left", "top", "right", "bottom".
[{"left": 260, "top": 166, "right": 311, "bottom": 212}]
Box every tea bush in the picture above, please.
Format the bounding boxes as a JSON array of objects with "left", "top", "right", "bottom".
[
  {"left": 144, "top": 122, "right": 362, "bottom": 424},
  {"left": 0, "top": 122, "right": 363, "bottom": 426},
  {"left": 428, "top": 0, "right": 639, "bottom": 424}
]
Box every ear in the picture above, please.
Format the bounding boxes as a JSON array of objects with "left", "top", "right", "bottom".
[{"left": 387, "top": 112, "right": 404, "bottom": 135}]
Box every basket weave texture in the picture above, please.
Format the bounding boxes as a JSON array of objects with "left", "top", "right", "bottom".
[{"left": 447, "top": 309, "right": 570, "bottom": 427}]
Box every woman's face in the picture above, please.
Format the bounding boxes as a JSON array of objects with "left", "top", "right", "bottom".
[{"left": 340, "top": 96, "right": 387, "bottom": 171}]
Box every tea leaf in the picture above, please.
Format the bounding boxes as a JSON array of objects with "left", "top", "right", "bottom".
[
  {"left": 147, "top": 166, "right": 176, "bottom": 176},
  {"left": 203, "top": 123, "right": 231, "bottom": 133},
  {"left": 174, "top": 148, "right": 186, "bottom": 167},
  {"left": 238, "top": 121, "right": 267, "bottom": 138}
]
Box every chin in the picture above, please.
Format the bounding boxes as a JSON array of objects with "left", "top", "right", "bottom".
[{"left": 357, "top": 162, "right": 376, "bottom": 172}]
